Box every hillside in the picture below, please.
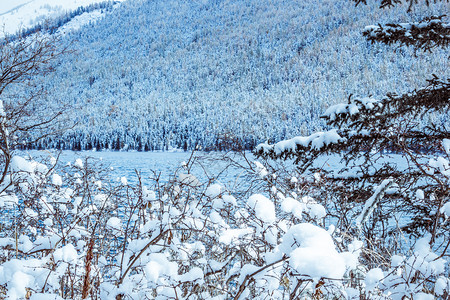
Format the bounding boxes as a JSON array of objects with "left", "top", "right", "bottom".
[
  {"left": 0, "top": 0, "right": 122, "bottom": 38},
  {"left": 9, "top": 0, "right": 449, "bottom": 150}
]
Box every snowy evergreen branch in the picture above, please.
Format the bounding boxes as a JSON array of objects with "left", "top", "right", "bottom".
[
  {"left": 324, "top": 76, "right": 450, "bottom": 128},
  {"left": 255, "top": 76, "right": 449, "bottom": 169},
  {"left": 353, "top": 0, "right": 446, "bottom": 10},
  {"left": 363, "top": 16, "right": 450, "bottom": 51}
]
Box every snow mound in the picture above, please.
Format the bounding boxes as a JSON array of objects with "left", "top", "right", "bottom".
[
  {"left": 247, "top": 194, "right": 276, "bottom": 223},
  {"left": 281, "top": 223, "right": 347, "bottom": 279}
]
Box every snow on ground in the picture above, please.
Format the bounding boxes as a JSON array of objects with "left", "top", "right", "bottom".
[
  {"left": 0, "top": 0, "right": 125, "bottom": 37},
  {"left": 56, "top": 8, "right": 104, "bottom": 34}
]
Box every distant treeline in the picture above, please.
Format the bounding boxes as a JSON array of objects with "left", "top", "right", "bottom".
[{"left": 22, "top": 130, "right": 262, "bottom": 152}]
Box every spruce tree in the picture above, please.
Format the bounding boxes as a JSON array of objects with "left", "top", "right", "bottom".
[{"left": 255, "top": 0, "right": 449, "bottom": 257}]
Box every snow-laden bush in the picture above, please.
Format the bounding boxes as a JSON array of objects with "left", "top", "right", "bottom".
[
  {"left": 0, "top": 150, "right": 448, "bottom": 299},
  {"left": 0, "top": 152, "right": 353, "bottom": 299}
]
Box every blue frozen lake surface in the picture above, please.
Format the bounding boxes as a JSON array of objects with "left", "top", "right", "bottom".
[
  {"left": 21, "top": 150, "right": 417, "bottom": 191},
  {"left": 23, "top": 150, "right": 256, "bottom": 188}
]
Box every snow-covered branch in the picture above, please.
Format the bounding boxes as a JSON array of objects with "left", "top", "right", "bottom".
[{"left": 363, "top": 16, "right": 450, "bottom": 51}]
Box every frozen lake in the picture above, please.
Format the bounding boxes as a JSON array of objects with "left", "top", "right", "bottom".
[
  {"left": 21, "top": 149, "right": 420, "bottom": 182},
  {"left": 22, "top": 150, "right": 256, "bottom": 188}
]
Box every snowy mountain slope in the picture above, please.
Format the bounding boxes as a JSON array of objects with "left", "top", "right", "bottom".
[
  {"left": 7, "top": 0, "right": 449, "bottom": 151},
  {"left": 0, "top": 0, "right": 31, "bottom": 15},
  {"left": 0, "top": 0, "right": 122, "bottom": 37}
]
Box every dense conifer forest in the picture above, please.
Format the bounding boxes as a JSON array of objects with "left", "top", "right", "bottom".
[{"left": 4, "top": 0, "right": 448, "bottom": 150}]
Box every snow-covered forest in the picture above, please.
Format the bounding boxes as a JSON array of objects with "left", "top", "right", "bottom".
[
  {"left": 3, "top": 0, "right": 449, "bottom": 150},
  {"left": 0, "top": 0, "right": 449, "bottom": 299}
]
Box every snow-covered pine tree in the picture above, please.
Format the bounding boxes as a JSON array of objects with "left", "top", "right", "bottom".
[{"left": 254, "top": 0, "right": 449, "bottom": 283}]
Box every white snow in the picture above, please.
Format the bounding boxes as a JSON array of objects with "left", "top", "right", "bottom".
[
  {"left": 53, "top": 244, "right": 77, "bottom": 263},
  {"left": 57, "top": 9, "right": 104, "bottom": 34},
  {"left": 323, "top": 97, "right": 381, "bottom": 121},
  {"left": 428, "top": 157, "right": 450, "bottom": 176},
  {"left": 74, "top": 158, "right": 83, "bottom": 168},
  {"left": 0, "top": 193, "right": 18, "bottom": 208},
  {"left": 106, "top": 217, "right": 121, "bottom": 230},
  {"left": 356, "top": 179, "right": 393, "bottom": 227},
  {"left": 282, "top": 223, "right": 347, "bottom": 279},
  {"left": 178, "top": 173, "right": 201, "bottom": 187},
  {"left": 365, "top": 268, "right": 384, "bottom": 290},
  {"left": 307, "top": 203, "right": 326, "bottom": 220},
  {"left": 0, "top": 100, "right": 5, "bottom": 118},
  {"left": 281, "top": 197, "right": 303, "bottom": 219},
  {"left": 10, "top": 156, "right": 35, "bottom": 173},
  {"left": 143, "top": 253, "right": 178, "bottom": 283},
  {"left": 7, "top": 271, "right": 35, "bottom": 300},
  {"left": 363, "top": 25, "right": 379, "bottom": 32},
  {"left": 205, "top": 183, "right": 223, "bottom": 198},
  {"left": 257, "top": 129, "right": 346, "bottom": 155},
  {"left": 219, "top": 228, "right": 253, "bottom": 245},
  {"left": 443, "top": 139, "right": 450, "bottom": 155},
  {"left": 414, "top": 293, "right": 435, "bottom": 300},
  {"left": 222, "top": 194, "right": 237, "bottom": 206},
  {"left": 289, "top": 246, "right": 346, "bottom": 279},
  {"left": 435, "top": 276, "right": 449, "bottom": 296},
  {"left": 178, "top": 267, "right": 204, "bottom": 283},
  {"left": 142, "top": 186, "right": 156, "bottom": 202},
  {"left": 415, "top": 189, "right": 425, "bottom": 200},
  {"left": 391, "top": 255, "right": 404, "bottom": 267},
  {"left": 323, "top": 103, "right": 359, "bottom": 121},
  {"left": 144, "top": 261, "right": 162, "bottom": 283},
  {"left": 247, "top": 194, "right": 276, "bottom": 223},
  {"left": 441, "top": 202, "right": 450, "bottom": 217},
  {"left": 30, "top": 294, "right": 63, "bottom": 300},
  {"left": 0, "top": 149, "right": 447, "bottom": 298},
  {"left": 410, "top": 235, "right": 447, "bottom": 277},
  {"left": 2, "top": 0, "right": 445, "bottom": 153},
  {"left": 0, "top": 0, "right": 124, "bottom": 37},
  {"left": 44, "top": 218, "right": 53, "bottom": 227},
  {"left": 51, "top": 174, "right": 62, "bottom": 186},
  {"left": 253, "top": 161, "right": 269, "bottom": 178}
]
